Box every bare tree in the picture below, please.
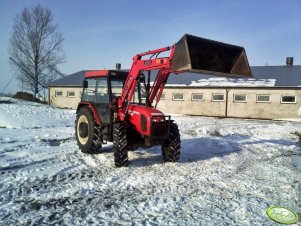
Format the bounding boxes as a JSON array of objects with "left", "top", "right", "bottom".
[{"left": 9, "top": 5, "right": 65, "bottom": 99}]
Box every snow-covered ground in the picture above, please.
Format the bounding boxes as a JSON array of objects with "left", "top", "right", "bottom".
[{"left": 0, "top": 97, "right": 300, "bottom": 225}]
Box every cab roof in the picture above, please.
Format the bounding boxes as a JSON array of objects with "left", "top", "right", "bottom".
[{"left": 85, "top": 70, "right": 128, "bottom": 79}]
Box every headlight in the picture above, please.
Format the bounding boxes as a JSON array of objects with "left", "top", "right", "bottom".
[{"left": 152, "top": 117, "right": 165, "bottom": 123}]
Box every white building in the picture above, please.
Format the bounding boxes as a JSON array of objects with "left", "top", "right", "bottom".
[{"left": 48, "top": 62, "right": 301, "bottom": 120}]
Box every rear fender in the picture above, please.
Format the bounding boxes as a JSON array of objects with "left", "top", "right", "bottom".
[{"left": 77, "top": 102, "right": 101, "bottom": 125}]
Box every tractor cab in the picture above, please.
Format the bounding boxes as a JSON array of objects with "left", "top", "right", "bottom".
[
  {"left": 77, "top": 70, "right": 148, "bottom": 143},
  {"left": 81, "top": 70, "right": 147, "bottom": 107},
  {"left": 80, "top": 70, "right": 127, "bottom": 126}
]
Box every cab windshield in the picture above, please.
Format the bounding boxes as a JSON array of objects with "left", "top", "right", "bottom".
[
  {"left": 82, "top": 76, "right": 147, "bottom": 105},
  {"left": 110, "top": 77, "right": 146, "bottom": 105}
]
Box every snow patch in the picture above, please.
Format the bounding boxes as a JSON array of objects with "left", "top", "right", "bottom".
[
  {"left": 190, "top": 77, "right": 276, "bottom": 87},
  {"left": 0, "top": 98, "right": 300, "bottom": 225}
]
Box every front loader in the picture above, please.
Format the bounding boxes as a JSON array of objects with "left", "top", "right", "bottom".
[{"left": 75, "top": 34, "right": 252, "bottom": 167}]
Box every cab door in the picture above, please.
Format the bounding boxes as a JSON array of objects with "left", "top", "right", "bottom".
[{"left": 94, "top": 78, "right": 112, "bottom": 125}]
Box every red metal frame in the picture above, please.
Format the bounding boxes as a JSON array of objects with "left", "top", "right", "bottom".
[
  {"left": 85, "top": 70, "right": 109, "bottom": 78},
  {"left": 80, "top": 44, "right": 180, "bottom": 137},
  {"left": 117, "top": 45, "right": 177, "bottom": 120},
  {"left": 83, "top": 45, "right": 178, "bottom": 121}
]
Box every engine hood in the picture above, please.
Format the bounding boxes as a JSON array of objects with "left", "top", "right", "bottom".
[{"left": 126, "top": 104, "right": 165, "bottom": 136}]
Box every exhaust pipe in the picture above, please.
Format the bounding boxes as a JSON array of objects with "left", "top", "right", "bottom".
[
  {"left": 116, "top": 63, "right": 121, "bottom": 70},
  {"left": 171, "top": 34, "right": 252, "bottom": 77}
]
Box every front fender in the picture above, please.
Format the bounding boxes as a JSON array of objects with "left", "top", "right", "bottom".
[{"left": 77, "top": 102, "right": 101, "bottom": 125}]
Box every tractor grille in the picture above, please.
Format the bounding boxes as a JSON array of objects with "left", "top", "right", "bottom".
[{"left": 150, "top": 115, "right": 170, "bottom": 139}]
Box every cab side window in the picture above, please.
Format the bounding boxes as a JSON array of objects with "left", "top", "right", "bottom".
[
  {"left": 96, "top": 79, "right": 109, "bottom": 103},
  {"left": 82, "top": 79, "right": 96, "bottom": 102}
]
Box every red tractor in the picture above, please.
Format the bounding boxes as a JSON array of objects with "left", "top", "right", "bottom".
[{"left": 75, "top": 34, "right": 252, "bottom": 167}]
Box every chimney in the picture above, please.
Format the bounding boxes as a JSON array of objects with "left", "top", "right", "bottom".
[
  {"left": 116, "top": 63, "right": 121, "bottom": 70},
  {"left": 286, "top": 57, "right": 293, "bottom": 67}
]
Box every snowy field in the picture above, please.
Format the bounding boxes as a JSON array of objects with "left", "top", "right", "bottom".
[{"left": 0, "top": 98, "right": 300, "bottom": 225}]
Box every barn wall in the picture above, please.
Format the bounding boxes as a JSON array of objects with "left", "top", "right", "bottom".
[
  {"left": 156, "top": 87, "right": 301, "bottom": 119},
  {"left": 48, "top": 86, "right": 301, "bottom": 119},
  {"left": 156, "top": 88, "right": 227, "bottom": 117},
  {"left": 227, "top": 88, "right": 301, "bottom": 119},
  {"left": 49, "top": 87, "right": 82, "bottom": 109}
]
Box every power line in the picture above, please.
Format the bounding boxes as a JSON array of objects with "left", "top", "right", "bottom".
[{"left": 1, "top": 69, "right": 19, "bottom": 94}]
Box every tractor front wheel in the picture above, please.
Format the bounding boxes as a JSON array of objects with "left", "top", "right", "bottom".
[
  {"left": 113, "top": 123, "right": 129, "bottom": 167},
  {"left": 162, "top": 122, "right": 181, "bottom": 162},
  {"left": 75, "top": 107, "right": 102, "bottom": 153}
]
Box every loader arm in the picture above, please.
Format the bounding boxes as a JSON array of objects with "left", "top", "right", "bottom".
[{"left": 117, "top": 46, "right": 176, "bottom": 120}]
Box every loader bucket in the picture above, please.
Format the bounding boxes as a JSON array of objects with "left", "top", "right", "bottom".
[{"left": 171, "top": 34, "right": 252, "bottom": 77}]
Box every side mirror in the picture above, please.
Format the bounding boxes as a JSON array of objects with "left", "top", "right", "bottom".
[{"left": 83, "top": 80, "right": 88, "bottom": 88}]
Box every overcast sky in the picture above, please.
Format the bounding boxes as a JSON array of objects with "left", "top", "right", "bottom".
[{"left": 0, "top": 0, "right": 300, "bottom": 93}]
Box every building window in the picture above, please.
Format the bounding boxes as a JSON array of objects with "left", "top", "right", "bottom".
[
  {"left": 172, "top": 93, "right": 184, "bottom": 101},
  {"left": 212, "top": 93, "right": 225, "bottom": 102},
  {"left": 55, "top": 91, "right": 63, "bottom": 97},
  {"left": 160, "top": 93, "right": 166, "bottom": 100},
  {"left": 281, "top": 95, "right": 296, "bottom": 104},
  {"left": 192, "top": 93, "right": 204, "bottom": 101},
  {"left": 67, "top": 91, "right": 75, "bottom": 98},
  {"left": 257, "top": 94, "right": 271, "bottom": 103},
  {"left": 233, "top": 94, "right": 247, "bottom": 103}
]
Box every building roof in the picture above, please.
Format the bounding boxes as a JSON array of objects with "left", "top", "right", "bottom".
[
  {"left": 166, "top": 65, "right": 301, "bottom": 87},
  {"left": 47, "top": 65, "right": 301, "bottom": 88},
  {"left": 251, "top": 65, "right": 301, "bottom": 87},
  {"left": 47, "top": 70, "right": 90, "bottom": 87}
]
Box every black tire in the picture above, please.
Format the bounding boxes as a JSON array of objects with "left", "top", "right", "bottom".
[
  {"left": 162, "top": 122, "right": 181, "bottom": 162},
  {"left": 75, "top": 107, "right": 102, "bottom": 153},
  {"left": 113, "top": 123, "right": 129, "bottom": 167}
]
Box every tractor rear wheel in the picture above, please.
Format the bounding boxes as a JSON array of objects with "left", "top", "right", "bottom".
[
  {"left": 162, "top": 122, "right": 181, "bottom": 162},
  {"left": 75, "top": 107, "right": 102, "bottom": 153},
  {"left": 113, "top": 123, "right": 129, "bottom": 167}
]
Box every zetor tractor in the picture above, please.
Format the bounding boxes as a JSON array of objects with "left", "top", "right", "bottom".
[{"left": 75, "top": 34, "right": 252, "bottom": 167}]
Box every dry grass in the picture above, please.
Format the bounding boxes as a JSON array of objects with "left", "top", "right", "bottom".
[
  {"left": 210, "top": 129, "right": 223, "bottom": 136},
  {"left": 291, "top": 131, "right": 301, "bottom": 142},
  {"left": 0, "top": 99, "right": 14, "bottom": 104}
]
